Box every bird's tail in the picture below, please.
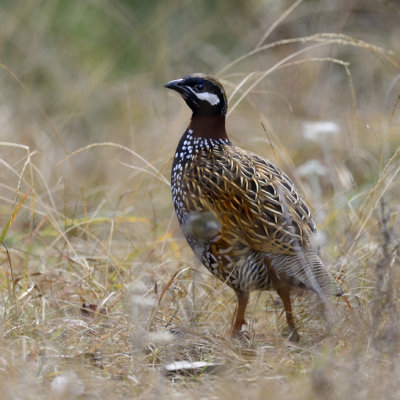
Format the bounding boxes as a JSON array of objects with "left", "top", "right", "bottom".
[{"left": 270, "top": 251, "right": 343, "bottom": 297}]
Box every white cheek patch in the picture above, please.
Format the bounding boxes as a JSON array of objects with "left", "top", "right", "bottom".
[{"left": 195, "top": 92, "right": 220, "bottom": 106}]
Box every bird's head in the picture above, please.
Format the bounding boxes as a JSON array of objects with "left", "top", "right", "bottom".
[{"left": 165, "top": 73, "right": 227, "bottom": 117}]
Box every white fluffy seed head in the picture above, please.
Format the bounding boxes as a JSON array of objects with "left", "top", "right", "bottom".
[{"left": 51, "top": 371, "right": 85, "bottom": 398}]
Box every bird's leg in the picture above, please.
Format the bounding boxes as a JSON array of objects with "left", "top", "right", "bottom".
[
  {"left": 276, "top": 287, "right": 300, "bottom": 342},
  {"left": 231, "top": 291, "right": 249, "bottom": 337}
]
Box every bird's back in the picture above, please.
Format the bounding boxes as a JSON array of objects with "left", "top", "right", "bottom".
[{"left": 172, "top": 132, "right": 341, "bottom": 297}]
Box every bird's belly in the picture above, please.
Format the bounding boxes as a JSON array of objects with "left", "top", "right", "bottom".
[
  {"left": 185, "top": 235, "right": 274, "bottom": 292},
  {"left": 175, "top": 202, "right": 274, "bottom": 292}
]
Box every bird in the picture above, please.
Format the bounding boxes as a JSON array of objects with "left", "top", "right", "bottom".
[{"left": 165, "top": 73, "right": 343, "bottom": 341}]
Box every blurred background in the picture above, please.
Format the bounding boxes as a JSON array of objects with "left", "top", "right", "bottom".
[
  {"left": 1, "top": 0, "right": 398, "bottom": 243},
  {"left": 0, "top": 0, "right": 399, "bottom": 398}
]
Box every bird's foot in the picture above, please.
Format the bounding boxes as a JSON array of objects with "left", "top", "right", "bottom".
[
  {"left": 230, "top": 328, "right": 250, "bottom": 341},
  {"left": 287, "top": 328, "right": 300, "bottom": 343}
]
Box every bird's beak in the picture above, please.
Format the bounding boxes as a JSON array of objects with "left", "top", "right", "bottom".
[{"left": 164, "top": 78, "right": 184, "bottom": 93}]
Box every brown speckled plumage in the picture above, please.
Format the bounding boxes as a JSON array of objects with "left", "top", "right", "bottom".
[{"left": 166, "top": 73, "right": 342, "bottom": 341}]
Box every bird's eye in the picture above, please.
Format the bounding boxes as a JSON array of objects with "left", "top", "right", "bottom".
[{"left": 195, "top": 83, "right": 205, "bottom": 92}]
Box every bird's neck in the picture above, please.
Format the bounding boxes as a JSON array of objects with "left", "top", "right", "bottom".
[{"left": 188, "top": 115, "right": 228, "bottom": 140}]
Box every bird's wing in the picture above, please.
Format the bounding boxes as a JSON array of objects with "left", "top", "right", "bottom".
[{"left": 182, "top": 144, "right": 317, "bottom": 256}]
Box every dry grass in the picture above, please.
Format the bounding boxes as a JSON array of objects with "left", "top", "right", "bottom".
[{"left": 0, "top": 0, "right": 399, "bottom": 398}]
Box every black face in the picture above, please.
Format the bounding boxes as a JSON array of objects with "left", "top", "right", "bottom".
[{"left": 165, "top": 74, "right": 227, "bottom": 117}]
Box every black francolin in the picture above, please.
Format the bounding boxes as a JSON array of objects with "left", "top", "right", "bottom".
[{"left": 165, "top": 73, "right": 342, "bottom": 341}]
